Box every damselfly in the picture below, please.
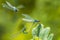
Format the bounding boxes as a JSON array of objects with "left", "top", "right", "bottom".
[
  {"left": 22, "top": 14, "right": 40, "bottom": 32},
  {"left": 2, "top": 1, "right": 24, "bottom": 12},
  {"left": 22, "top": 14, "right": 40, "bottom": 23}
]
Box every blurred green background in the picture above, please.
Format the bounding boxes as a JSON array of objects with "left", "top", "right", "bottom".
[{"left": 0, "top": 0, "right": 60, "bottom": 40}]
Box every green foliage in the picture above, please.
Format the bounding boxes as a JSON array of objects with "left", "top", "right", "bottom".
[
  {"left": 0, "top": 0, "right": 60, "bottom": 40},
  {"left": 31, "top": 24, "right": 54, "bottom": 40}
]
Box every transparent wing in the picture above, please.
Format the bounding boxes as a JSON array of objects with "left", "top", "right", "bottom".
[
  {"left": 2, "top": 3, "right": 12, "bottom": 10},
  {"left": 6, "top": 1, "right": 14, "bottom": 8},
  {"left": 22, "top": 18, "right": 34, "bottom": 22},
  {"left": 17, "top": 5, "right": 24, "bottom": 9},
  {"left": 22, "top": 14, "right": 34, "bottom": 20}
]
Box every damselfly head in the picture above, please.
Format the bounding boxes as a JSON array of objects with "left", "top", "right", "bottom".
[
  {"left": 13, "top": 7, "right": 19, "bottom": 12},
  {"left": 34, "top": 20, "right": 40, "bottom": 22}
]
